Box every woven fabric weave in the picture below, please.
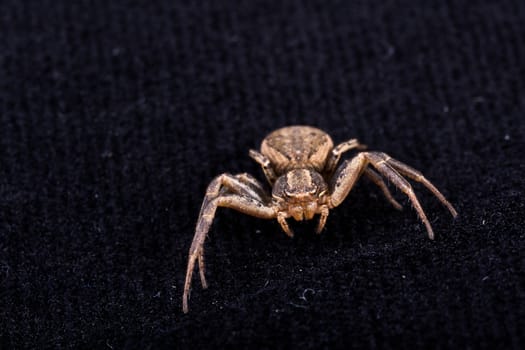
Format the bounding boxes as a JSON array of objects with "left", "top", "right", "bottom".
[{"left": 1, "top": 1, "right": 524, "bottom": 348}]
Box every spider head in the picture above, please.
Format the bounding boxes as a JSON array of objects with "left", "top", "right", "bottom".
[{"left": 272, "top": 169, "right": 328, "bottom": 221}]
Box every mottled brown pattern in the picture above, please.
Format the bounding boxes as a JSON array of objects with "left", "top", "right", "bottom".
[
  {"left": 261, "top": 126, "right": 333, "bottom": 173},
  {"left": 183, "top": 126, "right": 457, "bottom": 313}
]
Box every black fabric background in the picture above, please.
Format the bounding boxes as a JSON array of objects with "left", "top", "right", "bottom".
[{"left": 1, "top": 1, "right": 524, "bottom": 349}]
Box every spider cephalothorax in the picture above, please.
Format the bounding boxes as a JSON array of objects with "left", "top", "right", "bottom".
[
  {"left": 272, "top": 169, "right": 329, "bottom": 226},
  {"left": 182, "top": 125, "right": 457, "bottom": 313}
]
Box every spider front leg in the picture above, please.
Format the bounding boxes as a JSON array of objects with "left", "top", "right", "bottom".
[
  {"left": 324, "top": 138, "right": 367, "bottom": 175},
  {"left": 382, "top": 157, "right": 458, "bottom": 217},
  {"left": 277, "top": 211, "right": 294, "bottom": 237},
  {"left": 364, "top": 168, "right": 403, "bottom": 210},
  {"left": 329, "top": 152, "right": 457, "bottom": 239},
  {"left": 182, "top": 174, "right": 275, "bottom": 313},
  {"left": 316, "top": 205, "right": 330, "bottom": 233}
]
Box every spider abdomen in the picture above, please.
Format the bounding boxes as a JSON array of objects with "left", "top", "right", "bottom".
[{"left": 260, "top": 125, "right": 334, "bottom": 174}]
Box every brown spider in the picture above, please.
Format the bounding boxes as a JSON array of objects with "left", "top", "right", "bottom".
[{"left": 182, "top": 125, "right": 457, "bottom": 313}]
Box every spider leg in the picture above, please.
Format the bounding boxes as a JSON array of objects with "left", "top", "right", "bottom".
[
  {"left": 183, "top": 174, "right": 274, "bottom": 313},
  {"left": 329, "top": 152, "right": 450, "bottom": 240},
  {"left": 324, "top": 138, "right": 367, "bottom": 175},
  {"left": 234, "top": 173, "right": 269, "bottom": 200},
  {"left": 199, "top": 173, "right": 268, "bottom": 212},
  {"left": 249, "top": 149, "right": 278, "bottom": 184},
  {"left": 192, "top": 173, "right": 261, "bottom": 290},
  {"left": 329, "top": 153, "right": 370, "bottom": 208},
  {"left": 364, "top": 168, "right": 403, "bottom": 210},
  {"left": 277, "top": 211, "right": 294, "bottom": 237},
  {"left": 383, "top": 157, "right": 458, "bottom": 217},
  {"left": 364, "top": 152, "right": 445, "bottom": 240},
  {"left": 316, "top": 205, "right": 330, "bottom": 233}
]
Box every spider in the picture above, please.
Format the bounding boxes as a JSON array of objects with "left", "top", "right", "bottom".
[{"left": 182, "top": 125, "right": 457, "bottom": 313}]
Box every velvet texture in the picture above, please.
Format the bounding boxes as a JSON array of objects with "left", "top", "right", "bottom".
[{"left": 1, "top": 1, "right": 524, "bottom": 348}]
